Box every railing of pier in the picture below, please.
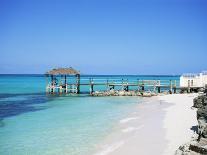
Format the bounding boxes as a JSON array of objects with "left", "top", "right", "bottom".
[
  {"left": 84, "top": 78, "right": 179, "bottom": 94},
  {"left": 46, "top": 76, "right": 180, "bottom": 94}
]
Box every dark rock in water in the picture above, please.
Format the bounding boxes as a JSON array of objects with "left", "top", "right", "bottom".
[{"left": 175, "top": 86, "right": 207, "bottom": 155}]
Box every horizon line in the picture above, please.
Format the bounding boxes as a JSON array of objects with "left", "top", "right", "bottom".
[{"left": 0, "top": 73, "right": 181, "bottom": 76}]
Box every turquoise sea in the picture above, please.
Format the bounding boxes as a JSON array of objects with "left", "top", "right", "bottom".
[{"left": 0, "top": 75, "right": 179, "bottom": 155}]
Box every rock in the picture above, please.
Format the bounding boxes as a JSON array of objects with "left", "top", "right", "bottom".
[
  {"left": 151, "top": 92, "right": 157, "bottom": 96},
  {"left": 109, "top": 89, "right": 115, "bottom": 96},
  {"left": 118, "top": 90, "right": 125, "bottom": 96},
  {"left": 136, "top": 92, "right": 142, "bottom": 96},
  {"left": 163, "top": 91, "right": 169, "bottom": 95},
  {"left": 131, "top": 91, "right": 136, "bottom": 96},
  {"left": 175, "top": 86, "right": 207, "bottom": 155},
  {"left": 142, "top": 92, "right": 152, "bottom": 97},
  {"left": 103, "top": 91, "right": 109, "bottom": 96},
  {"left": 91, "top": 90, "right": 154, "bottom": 97},
  {"left": 126, "top": 91, "right": 132, "bottom": 96},
  {"left": 193, "top": 95, "right": 207, "bottom": 108},
  {"left": 175, "top": 142, "right": 191, "bottom": 155}
]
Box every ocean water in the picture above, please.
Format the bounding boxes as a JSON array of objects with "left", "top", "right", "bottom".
[{"left": 0, "top": 75, "right": 179, "bottom": 155}]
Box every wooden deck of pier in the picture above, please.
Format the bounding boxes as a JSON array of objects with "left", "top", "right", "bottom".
[
  {"left": 45, "top": 68, "right": 203, "bottom": 95},
  {"left": 46, "top": 80, "right": 202, "bottom": 94},
  {"left": 84, "top": 79, "right": 179, "bottom": 94}
]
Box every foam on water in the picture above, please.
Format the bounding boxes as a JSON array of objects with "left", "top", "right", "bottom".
[
  {"left": 119, "top": 117, "right": 140, "bottom": 123},
  {"left": 121, "top": 125, "right": 144, "bottom": 133}
]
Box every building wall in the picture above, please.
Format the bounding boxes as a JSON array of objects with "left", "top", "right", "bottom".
[
  {"left": 201, "top": 74, "right": 207, "bottom": 87},
  {"left": 180, "top": 76, "right": 200, "bottom": 87},
  {"left": 180, "top": 73, "right": 207, "bottom": 87}
]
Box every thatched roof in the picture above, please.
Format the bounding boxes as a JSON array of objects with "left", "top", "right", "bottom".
[{"left": 46, "top": 67, "right": 80, "bottom": 75}]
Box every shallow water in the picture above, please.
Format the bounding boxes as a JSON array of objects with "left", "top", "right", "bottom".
[{"left": 0, "top": 75, "right": 179, "bottom": 155}]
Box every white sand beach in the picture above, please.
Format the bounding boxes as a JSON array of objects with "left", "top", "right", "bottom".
[{"left": 94, "top": 94, "right": 198, "bottom": 155}]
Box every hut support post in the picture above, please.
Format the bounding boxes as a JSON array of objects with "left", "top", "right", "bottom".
[
  {"left": 60, "top": 86, "right": 62, "bottom": 94},
  {"left": 51, "top": 75, "right": 54, "bottom": 93},
  {"left": 64, "top": 75, "right": 67, "bottom": 85},
  {"left": 46, "top": 76, "right": 49, "bottom": 93},
  {"left": 64, "top": 75, "right": 67, "bottom": 93},
  {"left": 65, "top": 84, "right": 68, "bottom": 93},
  {"left": 76, "top": 74, "right": 80, "bottom": 94}
]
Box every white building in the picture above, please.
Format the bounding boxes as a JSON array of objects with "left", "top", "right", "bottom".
[{"left": 180, "top": 71, "right": 207, "bottom": 87}]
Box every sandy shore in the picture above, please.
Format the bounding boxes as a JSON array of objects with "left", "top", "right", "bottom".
[{"left": 94, "top": 94, "right": 198, "bottom": 155}]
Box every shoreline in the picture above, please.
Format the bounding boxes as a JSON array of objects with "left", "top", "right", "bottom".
[{"left": 93, "top": 94, "right": 198, "bottom": 155}]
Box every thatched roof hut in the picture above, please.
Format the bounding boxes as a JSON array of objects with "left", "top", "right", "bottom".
[{"left": 46, "top": 67, "right": 80, "bottom": 75}]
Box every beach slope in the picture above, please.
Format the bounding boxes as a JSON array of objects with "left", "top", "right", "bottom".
[{"left": 95, "top": 94, "right": 198, "bottom": 155}]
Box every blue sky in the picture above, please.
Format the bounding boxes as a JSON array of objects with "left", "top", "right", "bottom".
[{"left": 0, "top": 0, "right": 206, "bottom": 74}]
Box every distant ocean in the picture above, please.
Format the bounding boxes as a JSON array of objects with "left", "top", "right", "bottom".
[{"left": 0, "top": 75, "right": 179, "bottom": 155}]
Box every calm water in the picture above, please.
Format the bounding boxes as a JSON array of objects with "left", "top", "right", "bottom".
[{"left": 0, "top": 75, "right": 179, "bottom": 155}]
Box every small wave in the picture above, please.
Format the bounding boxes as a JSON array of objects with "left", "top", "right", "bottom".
[
  {"left": 94, "top": 141, "right": 125, "bottom": 155},
  {"left": 121, "top": 125, "right": 144, "bottom": 133},
  {"left": 119, "top": 117, "right": 139, "bottom": 123}
]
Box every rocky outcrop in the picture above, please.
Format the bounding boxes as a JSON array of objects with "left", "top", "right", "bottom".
[
  {"left": 175, "top": 86, "right": 207, "bottom": 155},
  {"left": 91, "top": 90, "right": 159, "bottom": 97}
]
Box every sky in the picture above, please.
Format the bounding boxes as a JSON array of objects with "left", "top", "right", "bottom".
[{"left": 0, "top": 0, "right": 206, "bottom": 75}]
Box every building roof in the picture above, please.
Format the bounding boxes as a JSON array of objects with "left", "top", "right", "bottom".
[
  {"left": 46, "top": 67, "right": 80, "bottom": 75},
  {"left": 202, "top": 71, "right": 207, "bottom": 75},
  {"left": 181, "top": 73, "right": 199, "bottom": 78},
  {"left": 181, "top": 70, "right": 207, "bottom": 77}
]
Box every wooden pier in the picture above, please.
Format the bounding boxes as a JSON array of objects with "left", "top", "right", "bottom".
[
  {"left": 45, "top": 68, "right": 203, "bottom": 95},
  {"left": 85, "top": 79, "right": 178, "bottom": 94}
]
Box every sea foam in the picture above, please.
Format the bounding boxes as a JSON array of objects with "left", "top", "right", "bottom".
[
  {"left": 119, "top": 117, "right": 139, "bottom": 123},
  {"left": 121, "top": 125, "right": 144, "bottom": 133}
]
